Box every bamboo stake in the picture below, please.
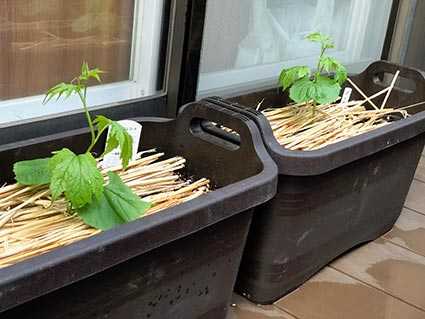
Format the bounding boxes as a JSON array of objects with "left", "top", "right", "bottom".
[
  {"left": 357, "top": 86, "right": 391, "bottom": 108},
  {"left": 347, "top": 77, "right": 379, "bottom": 110},
  {"left": 381, "top": 70, "right": 400, "bottom": 109},
  {"left": 400, "top": 100, "right": 425, "bottom": 110}
]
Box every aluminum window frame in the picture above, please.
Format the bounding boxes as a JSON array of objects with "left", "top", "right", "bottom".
[
  {"left": 0, "top": 0, "right": 206, "bottom": 145},
  {"left": 0, "top": 0, "right": 165, "bottom": 124}
]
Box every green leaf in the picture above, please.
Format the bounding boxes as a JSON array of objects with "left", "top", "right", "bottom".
[
  {"left": 94, "top": 116, "right": 133, "bottom": 168},
  {"left": 94, "top": 115, "right": 111, "bottom": 133},
  {"left": 49, "top": 148, "right": 104, "bottom": 208},
  {"left": 103, "top": 172, "right": 150, "bottom": 221},
  {"left": 279, "top": 66, "right": 311, "bottom": 91},
  {"left": 77, "top": 190, "right": 124, "bottom": 230},
  {"left": 14, "top": 158, "right": 51, "bottom": 185},
  {"left": 43, "top": 83, "right": 80, "bottom": 104},
  {"left": 314, "top": 75, "right": 341, "bottom": 104},
  {"left": 289, "top": 76, "right": 341, "bottom": 105},
  {"left": 289, "top": 77, "right": 317, "bottom": 103},
  {"left": 334, "top": 66, "right": 348, "bottom": 86},
  {"left": 79, "top": 62, "right": 104, "bottom": 83},
  {"left": 77, "top": 172, "right": 151, "bottom": 230},
  {"left": 319, "top": 56, "right": 338, "bottom": 73},
  {"left": 88, "top": 68, "right": 103, "bottom": 82},
  {"left": 81, "top": 61, "right": 89, "bottom": 78},
  {"left": 319, "top": 56, "right": 347, "bottom": 85},
  {"left": 306, "top": 32, "right": 334, "bottom": 49}
]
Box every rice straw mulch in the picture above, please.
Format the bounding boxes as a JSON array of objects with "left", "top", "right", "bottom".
[
  {"left": 263, "top": 100, "right": 409, "bottom": 151},
  {"left": 0, "top": 150, "right": 210, "bottom": 268},
  {"left": 261, "top": 73, "right": 423, "bottom": 151},
  {"left": 217, "top": 73, "right": 421, "bottom": 151}
]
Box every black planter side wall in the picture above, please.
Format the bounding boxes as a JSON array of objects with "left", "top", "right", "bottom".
[
  {"left": 235, "top": 134, "right": 424, "bottom": 303},
  {"left": 2, "top": 212, "right": 252, "bottom": 319},
  {"left": 206, "top": 61, "right": 425, "bottom": 304},
  {"left": 0, "top": 101, "right": 277, "bottom": 316}
]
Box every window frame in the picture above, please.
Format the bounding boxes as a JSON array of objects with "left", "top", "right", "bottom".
[
  {"left": 1, "top": 0, "right": 400, "bottom": 145},
  {"left": 0, "top": 0, "right": 206, "bottom": 145},
  {"left": 0, "top": 0, "right": 162, "bottom": 123}
]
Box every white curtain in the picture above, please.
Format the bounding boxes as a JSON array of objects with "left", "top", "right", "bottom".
[
  {"left": 235, "top": 0, "right": 337, "bottom": 67},
  {"left": 198, "top": 0, "right": 393, "bottom": 97}
]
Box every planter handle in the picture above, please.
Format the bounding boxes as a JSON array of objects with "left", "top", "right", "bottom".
[
  {"left": 359, "top": 60, "right": 425, "bottom": 106},
  {"left": 177, "top": 99, "right": 262, "bottom": 154}
]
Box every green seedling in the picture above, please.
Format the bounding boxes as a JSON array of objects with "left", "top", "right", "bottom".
[
  {"left": 13, "top": 62, "right": 150, "bottom": 230},
  {"left": 279, "top": 32, "right": 347, "bottom": 113}
]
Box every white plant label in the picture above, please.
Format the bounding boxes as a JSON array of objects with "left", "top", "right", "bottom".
[
  {"left": 341, "top": 87, "right": 352, "bottom": 104},
  {"left": 101, "top": 120, "right": 142, "bottom": 169}
]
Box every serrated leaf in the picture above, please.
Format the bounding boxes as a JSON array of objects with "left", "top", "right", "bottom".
[
  {"left": 49, "top": 148, "right": 104, "bottom": 208},
  {"left": 94, "top": 115, "right": 111, "bottom": 132},
  {"left": 314, "top": 76, "right": 341, "bottom": 104},
  {"left": 289, "top": 76, "right": 341, "bottom": 105},
  {"left": 77, "top": 172, "right": 150, "bottom": 230},
  {"left": 89, "top": 69, "right": 103, "bottom": 82},
  {"left": 79, "top": 62, "right": 103, "bottom": 83},
  {"left": 306, "top": 32, "right": 323, "bottom": 42},
  {"left": 306, "top": 32, "right": 334, "bottom": 49},
  {"left": 94, "top": 116, "right": 133, "bottom": 168},
  {"left": 81, "top": 61, "right": 89, "bottom": 77},
  {"left": 319, "top": 56, "right": 338, "bottom": 73},
  {"left": 289, "top": 77, "right": 316, "bottom": 103},
  {"left": 43, "top": 83, "right": 80, "bottom": 104},
  {"left": 14, "top": 158, "right": 51, "bottom": 185},
  {"left": 334, "top": 66, "right": 348, "bottom": 85},
  {"left": 279, "top": 66, "right": 310, "bottom": 91},
  {"left": 319, "top": 56, "right": 347, "bottom": 85},
  {"left": 107, "top": 122, "right": 133, "bottom": 169}
]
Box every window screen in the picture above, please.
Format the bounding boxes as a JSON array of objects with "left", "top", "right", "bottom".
[{"left": 198, "top": 0, "right": 393, "bottom": 97}]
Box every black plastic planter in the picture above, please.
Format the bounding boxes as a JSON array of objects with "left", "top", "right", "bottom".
[
  {"left": 0, "top": 100, "right": 277, "bottom": 318},
  {"left": 207, "top": 61, "right": 425, "bottom": 304}
]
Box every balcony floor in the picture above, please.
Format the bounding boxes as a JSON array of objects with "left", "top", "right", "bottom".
[{"left": 228, "top": 155, "right": 425, "bottom": 319}]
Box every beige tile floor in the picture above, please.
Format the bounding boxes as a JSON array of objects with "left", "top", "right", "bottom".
[{"left": 228, "top": 153, "right": 425, "bottom": 319}]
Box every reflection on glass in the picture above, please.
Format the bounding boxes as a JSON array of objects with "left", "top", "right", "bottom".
[
  {"left": 199, "top": 0, "right": 393, "bottom": 96},
  {"left": 0, "top": 0, "right": 135, "bottom": 100}
]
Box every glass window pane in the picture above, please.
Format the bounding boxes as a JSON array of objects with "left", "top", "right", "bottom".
[
  {"left": 0, "top": 0, "right": 134, "bottom": 99},
  {"left": 198, "top": 0, "right": 394, "bottom": 97},
  {"left": 0, "top": 0, "right": 164, "bottom": 123}
]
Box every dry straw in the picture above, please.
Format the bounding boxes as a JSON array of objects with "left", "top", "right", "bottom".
[
  {"left": 0, "top": 150, "right": 210, "bottom": 268},
  {"left": 263, "top": 75, "right": 415, "bottom": 151}
]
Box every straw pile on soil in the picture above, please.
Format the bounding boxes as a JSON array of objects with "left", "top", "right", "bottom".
[
  {"left": 263, "top": 74, "right": 418, "bottom": 150},
  {"left": 217, "top": 74, "right": 423, "bottom": 150},
  {"left": 263, "top": 100, "right": 408, "bottom": 150},
  {"left": 0, "top": 150, "right": 210, "bottom": 268}
]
